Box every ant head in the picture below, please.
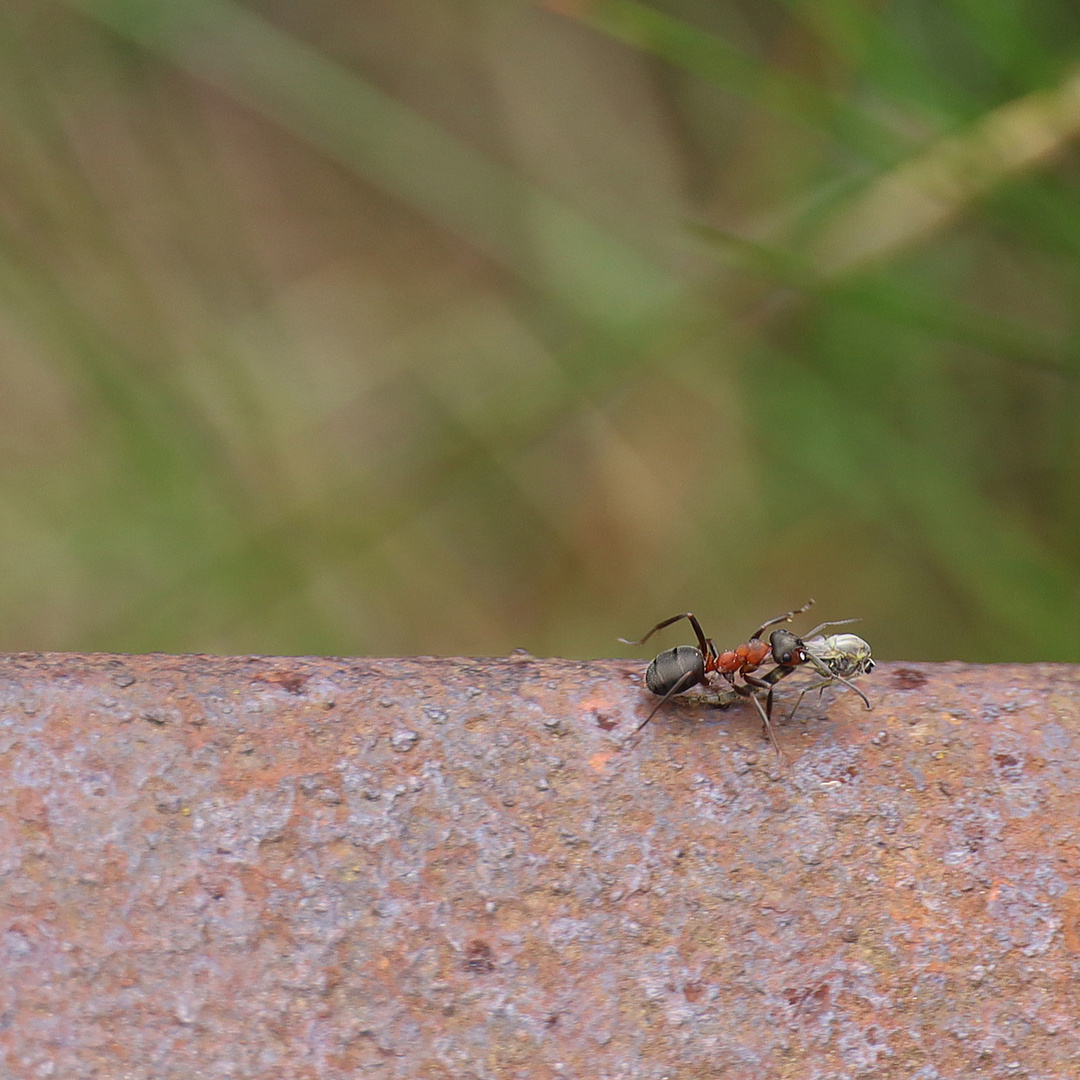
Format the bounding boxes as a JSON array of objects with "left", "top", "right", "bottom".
[{"left": 769, "top": 628, "right": 808, "bottom": 667}]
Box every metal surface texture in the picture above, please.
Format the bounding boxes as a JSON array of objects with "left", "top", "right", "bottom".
[{"left": 2, "top": 652, "right": 1079, "bottom": 1079}]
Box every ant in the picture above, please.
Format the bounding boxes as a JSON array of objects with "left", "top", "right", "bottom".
[
  {"left": 618, "top": 600, "right": 816, "bottom": 752},
  {"left": 669, "top": 624, "right": 875, "bottom": 726},
  {"left": 620, "top": 603, "right": 876, "bottom": 752}
]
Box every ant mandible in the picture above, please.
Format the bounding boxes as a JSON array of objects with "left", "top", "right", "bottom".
[{"left": 619, "top": 600, "right": 816, "bottom": 752}]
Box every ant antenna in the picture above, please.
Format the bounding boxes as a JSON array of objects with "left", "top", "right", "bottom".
[{"left": 631, "top": 669, "right": 700, "bottom": 734}]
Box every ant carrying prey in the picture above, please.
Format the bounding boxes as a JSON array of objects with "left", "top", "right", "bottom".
[
  {"left": 619, "top": 601, "right": 874, "bottom": 752},
  {"left": 619, "top": 600, "right": 815, "bottom": 753},
  {"left": 767, "top": 623, "right": 874, "bottom": 722}
]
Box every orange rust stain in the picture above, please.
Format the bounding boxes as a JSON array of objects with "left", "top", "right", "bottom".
[
  {"left": 580, "top": 697, "right": 620, "bottom": 730},
  {"left": 588, "top": 752, "right": 615, "bottom": 773},
  {"left": 218, "top": 755, "right": 314, "bottom": 793},
  {"left": 251, "top": 670, "right": 310, "bottom": 695},
  {"left": 183, "top": 724, "right": 221, "bottom": 754},
  {"left": 579, "top": 698, "right": 613, "bottom": 713},
  {"left": 1060, "top": 893, "right": 1080, "bottom": 952},
  {"left": 15, "top": 789, "right": 47, "bottom": 826}
]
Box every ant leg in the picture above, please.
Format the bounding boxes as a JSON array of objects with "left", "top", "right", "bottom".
[
  {"left": 742, "top": 662, "right": 798, "bottom": 718},
  {"left": 785, "top": 682, "right": 820, "bottom": 725},
  {"left": 805, "top": 654, "right": 841, "bottom": 682},
  {"left": 785, "top": 675, "right": 871, "bottom": 724},
  {"left": 831, "top": 674, "right": 872, "bottom": 710},
  {"left": 750, "top": 690, "right": 782, "bottom": 757},
  {"left": 750, "top": 599, "right": 815, "bottom": 641},
  {"left": 743, "top": 672, "right": 783, "bottom": 757},
  {"left": 693, "top": 663, "right": 799, "bottom": 712},
  {"left": 632, "top": 669, "right": 701, "bottom": 735},
  {"left": 758, "top": 663, "right": 798, "bottom": 688},
  {"left": 619, "top": 613, "right": 712, "bottom": 659},
  {"left": 803, "top": 655, "right": 872, "bottom": 710}
]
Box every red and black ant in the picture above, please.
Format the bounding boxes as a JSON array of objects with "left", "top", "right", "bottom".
[{"left": 619, "top": 600, "right": 816, "bottom": 752}]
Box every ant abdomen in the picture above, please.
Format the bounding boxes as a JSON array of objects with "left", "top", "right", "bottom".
[{"left": 645, "top": 645, "right": 705, "bottom": 696}]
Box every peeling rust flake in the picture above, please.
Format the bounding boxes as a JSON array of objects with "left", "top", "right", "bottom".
[{"left": 1, "top": 654, "right": 1080, "bottom": 1078}]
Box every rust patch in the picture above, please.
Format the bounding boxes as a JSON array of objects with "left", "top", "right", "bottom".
[
  {"left": 465, "top": 939, "right": 496, "bottom": 973},
  {"left": 0, "top": 655, "right": 1079, "bottom": 1077},
  {"left": 587, "top": 750, "right": 615, "bottom": 773},
  {"left": 580, "top": 696, "right": 618, "bottom": 729},
  {"left": 252, "top": 669, "right": 310, "bottom": 694},
  {"left": 891, "top": 667, "right": 928, "bottom": 689}
]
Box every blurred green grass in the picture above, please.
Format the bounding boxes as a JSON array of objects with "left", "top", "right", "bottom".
[{"left": 1, "top": 0, "right": 1079, "bottom": 660}]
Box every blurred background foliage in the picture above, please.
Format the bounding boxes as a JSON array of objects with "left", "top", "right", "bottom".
[{"left": 2, "top": 0, "right": 1080, "bottom": 660}]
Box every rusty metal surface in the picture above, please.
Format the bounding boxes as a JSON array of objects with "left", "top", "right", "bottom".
[{"left": 2, "top": 653, "right": 1080, "bottom": 1078}]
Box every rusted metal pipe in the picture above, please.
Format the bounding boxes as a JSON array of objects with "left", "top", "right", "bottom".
[{"left": 2, "top": 653, "right": 1078, "bottom": 1077}]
